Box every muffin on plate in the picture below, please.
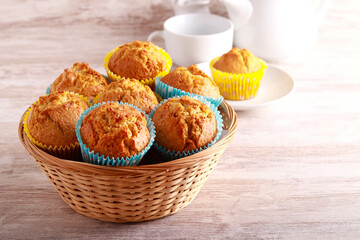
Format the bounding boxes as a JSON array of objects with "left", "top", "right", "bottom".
[
  {"left": 104, "top": 40, "right": 172, "bottom": 89},
  {"left": 24, "top": 91, "right": 90, "bottom": 159},
  {"left": 76, "top": 102, "right": 155, "bottom": 166},
  {"left": 150, "top": 95, "right": 223, "bottom": 161},
  {"left": 95, "top": 78, "right": 159, "bottom": 114},
  {"left": 210, "top": 48, "right": 267, "bottom": 100},
  {"left": 50, "top": 62, "right": 108, "bottom": 101}
]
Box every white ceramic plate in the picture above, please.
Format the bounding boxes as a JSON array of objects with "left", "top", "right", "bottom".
[{"left": 196, "top": 62, "right": 296, "bottom": 111}]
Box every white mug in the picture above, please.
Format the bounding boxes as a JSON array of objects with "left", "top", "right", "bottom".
[{"left": 147, "top": 13, "right": 234, "bottom": 66}]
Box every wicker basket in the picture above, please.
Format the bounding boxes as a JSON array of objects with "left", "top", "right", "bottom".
[{"left": 19, "top": 101, "right": 237, "bottom": 223}]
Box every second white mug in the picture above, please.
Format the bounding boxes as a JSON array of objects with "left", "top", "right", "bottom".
[{"left": 147, "top": 13, "right": 234, "bottom": 67}]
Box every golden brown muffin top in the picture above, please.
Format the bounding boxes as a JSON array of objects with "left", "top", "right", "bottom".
[
  {"left": 160, "top": 64, "right": 220, "bottom": 99},
  {"left": 97, "top": 79, "right": 159, "bottom": 114},
  {"left": 27, "top": 91, "right": 90, "bottom": 147},
  {"left": 152, "top": 96, "right": 217, "bottom": 152},
  {"left": 50, "top": 62, "right": 108, "bottom": 101},
  {"left": 213, "top": 48, "right": 262, "bottom": 74},
  {"left": 80, "top": 102, "right": 150, "bottom": 159},
  {"left": 108, "top": 40, "right": 167, "bottom": 80}
]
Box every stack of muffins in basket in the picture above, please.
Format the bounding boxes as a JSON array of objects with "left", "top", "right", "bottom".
[{"left": 24, "top": 40, "right": 265, "bottom": 166}]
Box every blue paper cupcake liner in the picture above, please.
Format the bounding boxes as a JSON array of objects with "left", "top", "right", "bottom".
[
  {"left": 46, "top": 84, "right": 51, "bottom": 95},
  {"left": 149, "top": 95, "right": 223, "bottom": 162},
  {"left": 155, "top": 77, "right": 224, "bottom": 107},
  {"left": 75, "top": 101, "right": 156, "bottom": 166},
  {"left": 102, "top": 74, "right": 111, "bottom": 83}
]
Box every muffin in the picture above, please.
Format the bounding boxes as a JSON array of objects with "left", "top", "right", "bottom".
[
  {"left": 24, "top": 91, "right": 90, "bottom": 158},
  {"left": 151, "top": 96, "right": 219, "bottom": 156},
  {"left": 104, "top": 40, "right": 172, "bottom": 88},
  {"left": 210, "top": 48, "right": 267, "bottom": 100},
  {"left": 95, "top": 78, "right": 159, "bottom": 114},
  {"left": 77, "top": 102, "right": 154, "bottom": 166},
  {"left": 161, "top": 64, "right": 221, "bottom": 98},
  {"left": 50, "top": 62, "right": 108, "bottom": 101},
  {"left": 213, "top": 48, "right": 262, "bottom": 74}
]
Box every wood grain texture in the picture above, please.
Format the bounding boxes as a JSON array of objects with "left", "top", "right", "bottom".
[{"left": 1, "top": 0, "right": 360, "bottom": 239}]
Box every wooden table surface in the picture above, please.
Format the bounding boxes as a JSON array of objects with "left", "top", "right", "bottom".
[{"left": 1, "top": 0, "right": 360, "bottom": 239}]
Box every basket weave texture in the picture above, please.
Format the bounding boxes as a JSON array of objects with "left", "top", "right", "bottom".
[{"left": 19, "top": 101, "right": 237, "bottom": 223}]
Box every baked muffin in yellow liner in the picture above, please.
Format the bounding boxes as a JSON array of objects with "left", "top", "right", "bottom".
[
  {"left": 23, "top": 92, "right": 90, "bottom": 160},
  {"left": 49, "top": 62, "right": 109, "bottom": 102},
  {"left": 210, "top": 56, "right": 267, "bottom": 101},
  {"left": 104, "top": 41, "right": 172, "bottom": 89}
]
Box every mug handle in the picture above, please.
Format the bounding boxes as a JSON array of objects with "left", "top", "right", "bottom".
[{"left": 147, "top": 30, "right": 164, "bottom": 42}]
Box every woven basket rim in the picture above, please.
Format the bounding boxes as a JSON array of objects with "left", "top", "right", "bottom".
[{"left": 19, "top": 101, "right": 237, "bottom": 175}]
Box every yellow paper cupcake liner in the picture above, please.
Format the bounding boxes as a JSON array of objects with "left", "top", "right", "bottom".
[
  {"left": 104, "top": 45, "right": 172, "bottom": 90},
  {"left": 210, "top": 57, "right": 267, "bottom": 100},
  {"left": 23, "top": 92, "right": 89, "bottom": 160},
  {"left": 93, "top": 93, "right": 101, "bottom": 105}
]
